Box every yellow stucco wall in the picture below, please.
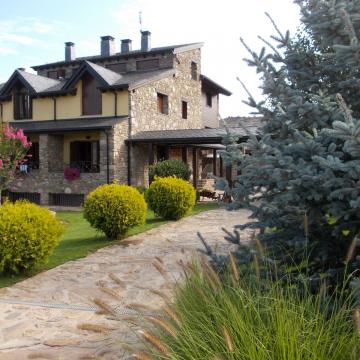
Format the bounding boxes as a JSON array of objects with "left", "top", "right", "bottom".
[
  {"left": 63, "top": 131, "right": 101, "bottom": 163},
  {"left": 1, "top": 101, "right": 13, "bottom": 122},
  {"left": 56, "top": 81, "right": 82, "bottom": 119},
  {"left": 33, "top": 97, "right": 53, "bottom": 121},
  {"left": 0, "top": 81, "right": 128, "bottom": 122}
]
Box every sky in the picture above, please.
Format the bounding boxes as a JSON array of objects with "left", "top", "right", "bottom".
[{"left": 0, "top": 0, "right": 301, "bottom": 117}]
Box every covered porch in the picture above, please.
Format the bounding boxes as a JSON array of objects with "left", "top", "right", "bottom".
[{"left": 126, "top": 127, "right": 250, "bottom": 190}]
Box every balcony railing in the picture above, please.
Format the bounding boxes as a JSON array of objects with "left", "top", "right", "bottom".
[
  {"left": 69, "top": 161, "right": 100, "bottom": 173},
  {"left": 17, "top": 161, "right": 40, "bottom": 173}
]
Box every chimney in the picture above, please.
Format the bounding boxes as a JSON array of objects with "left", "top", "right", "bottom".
[
  {"left": 65, "top": 42, "right": 75, "bottom": 61},
  {"left": 141, "top": 31, "right": 151, "bottom": 52},
  {"left": 101, "top": 35, "right": 116, "bottom": 57},
  {"left": 121, "top": 39, "right": 132, "bottom": 53}
]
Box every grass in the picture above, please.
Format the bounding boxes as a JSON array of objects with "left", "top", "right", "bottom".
[
  {"left": 136, "top": 262, "right": 360, "bottom": 360},
  {"left": 0, "top": 202, "right": 218, "bottom": 288}
]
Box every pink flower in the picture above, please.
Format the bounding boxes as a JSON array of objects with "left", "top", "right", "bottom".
[{"left": 0, "top": 159, "right": 3, "bottom": 169}]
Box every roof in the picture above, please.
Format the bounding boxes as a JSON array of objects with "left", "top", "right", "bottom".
[
  {"left": 0, "top": 62, "right": 175, "bottom": 99},
  {"left": 201, "top": 75, "right": 232, "bottom": 96},
  {"left": 0, "top": 69, "right": 65, "bottom": 98},
  {"left": 126, "top": 126, "right": 260, "bottom": 145},
  {"left": 32, "top": 42, "right": 204, "bottom": 71},
  {"left": 222, "top": 116, "right": 264, "bottom": 132},
  {"left": 9, "top": 116, "right": 127, "bottom": 133}
]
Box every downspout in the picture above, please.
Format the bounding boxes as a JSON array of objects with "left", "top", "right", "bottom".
[
  {"left": 113, "top": 91, "right": 118, "bottom": 117},
  {"left": 106, "top": 130, "right": 110, "bottom": 184},
  {"left": 52, "top": 97, "right": 57, "bottom": 120},
  {"left": 127, "top": 89, "right": 132, "bottom": 185}
]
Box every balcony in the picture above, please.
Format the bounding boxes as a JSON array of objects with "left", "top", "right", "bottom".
[
  {"left": 49, "top": 161, "right": 100, "bottom": 174},
  {"left": 69, "top": 161, "right": 100, "bottom": 173}
]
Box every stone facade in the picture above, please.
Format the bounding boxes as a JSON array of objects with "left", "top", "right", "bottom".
[
  {"left": 130, "top": 49, "right": 202, "bottom": 133},
  {"left": 9, "top": 122, "right": 130, "bottom": 205},
  {"left": 8, "top": 46, "right": 212, "bottom": 204},
  {"left": 128, "top": 49, "right": 202, "bottom": 186}
]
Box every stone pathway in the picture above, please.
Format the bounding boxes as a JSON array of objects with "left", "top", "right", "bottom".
[{"left": 0, "top": 208, "right": 251, "bottom": 360}]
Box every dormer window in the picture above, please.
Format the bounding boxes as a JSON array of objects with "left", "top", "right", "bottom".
[
  {"left": 13, "top": 88, "right": 32, "bottom": 120},
  {"left": 47, "top": 69, "right": 66, "bottom": 79},
  {"left": 82, "top": 73, "right": 102, "bottom": 115}
]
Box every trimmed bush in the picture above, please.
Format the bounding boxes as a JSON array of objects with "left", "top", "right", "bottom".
[
  {"left": 146, "top": 177, "right": 196, "bottom": 220},
  {"left": 0, "top": 201, "right": 64, "bottom": 274},
  {"left": 83, "top": 184, "right": 147, "bottom": 239},
  {"left": 149, "top": 159, "right": 191, "bottom": 181}
]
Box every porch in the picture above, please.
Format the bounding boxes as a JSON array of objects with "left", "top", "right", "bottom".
[
  {"left": 8, "top": 117, "right": 127, "bottom": 206},
  {"left": 126, "top": 127, "right": 251, "bottom": 190}
]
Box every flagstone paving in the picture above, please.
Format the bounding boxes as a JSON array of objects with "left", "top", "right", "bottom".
[{"left": 0, "top": 208, "right": 251, "bottom": 360}]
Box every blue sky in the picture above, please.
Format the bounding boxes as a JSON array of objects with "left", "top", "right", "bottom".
[{"left": 0, "top": 0, "right": 300, "bottom": 116}]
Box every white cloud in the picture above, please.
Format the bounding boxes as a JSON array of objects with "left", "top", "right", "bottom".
[
  {"left": 0, "top": 33, "right": 41, "bottom": 45},
  {"left": 0, "top": 46, "right": 17, "bottom": 55}
]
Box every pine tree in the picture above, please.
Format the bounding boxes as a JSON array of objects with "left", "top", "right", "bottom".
[{"left": 218, "top": 0, "right": 360, "bottom": 289}]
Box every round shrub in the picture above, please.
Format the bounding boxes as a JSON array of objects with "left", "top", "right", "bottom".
[
  {"left": 0, "top": 201, "right": 64, "bottom": 274},
  {"left": 146, "top": 177, "right": 196, "bottom": 220},
  {"left": 149, "top": 159, "right": 191, "bottom": 181},
  {"left": 83, "top": 184, "right": 147, "bottom": 239}
]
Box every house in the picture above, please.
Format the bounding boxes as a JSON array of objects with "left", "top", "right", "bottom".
[{"left": 0, "top": 31, "right": 251, "bottom": 207}]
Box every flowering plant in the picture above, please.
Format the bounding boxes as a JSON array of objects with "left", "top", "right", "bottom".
[
  {"left": 0, "top": 125, "right": 31, "bottom": 203},
  {"left": 64, "top": 166, "right": 80, "bottom": 181}
]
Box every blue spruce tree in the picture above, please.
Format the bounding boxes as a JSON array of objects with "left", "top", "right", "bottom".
[{"left": 218, "top": 0, "right": 360, "bottom": 289}]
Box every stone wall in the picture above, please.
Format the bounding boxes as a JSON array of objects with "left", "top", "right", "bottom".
[
  {"left": 9, "top": 125, "right": 130, "bottom": 205},
  {"left": 130, "top": 48, "right": 202, "bottom": 134}
]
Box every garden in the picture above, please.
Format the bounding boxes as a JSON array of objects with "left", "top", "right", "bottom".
[{"left": 1, "top": 1, "right": 360, "bottom": 359}]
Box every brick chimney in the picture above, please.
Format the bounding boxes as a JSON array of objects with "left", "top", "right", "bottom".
[
  {"left": 101, "top": 36, "right": 116, "bottom": 57},
  {"left": 65, "top": 42, "right": 75, "bottom": 61},
  {"left": 141, "top": 31, "right": 151, "bottom": 52},
  {"left": 121, "top": 39, "right": 132, "bottom": 53}
]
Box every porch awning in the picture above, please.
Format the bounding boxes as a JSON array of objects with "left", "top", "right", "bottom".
[
  {"left": 126, "top": 126, "right": 259, "bottom": 145},
  {"left": 9, "top": 116, "right": 127, "bottom": 133}
]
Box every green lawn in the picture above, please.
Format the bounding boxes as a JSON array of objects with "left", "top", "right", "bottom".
[{"left": 0, "top": 202, "right": 218, "bottom": 288}]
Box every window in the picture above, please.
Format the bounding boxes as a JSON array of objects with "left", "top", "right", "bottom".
[
  {"left": 70, "top": 140, "right": 100, "bottom": 173},
  {"left": 82, "top": 73, "right": 102, "bottom": 115},
  {"left": 47, "top": 71, "right": 58, "bottom": 79},
  {"left": 13, "top": 89, "right": 32, "bottom": 120},
  {"left": 157, "top": 93, "right": 168, "bottom": 114},
  {"left": 106, "top": 62, "right": 127, "bottom": 73},
  {"left": 182, "top": 101, "right": 188, "bottom": 119},
  {"left": 47, "top": 69, "right": 66, "bottom": 79},
  {"left": 191, "top": 61, "right": 198, "bottom": 80},
  {"left": 206, "top": 92, "right": 212, "bottom": 107},
  {"left": 27, "top": 142, "right": 39, "bottom": 169},
  {"left": 136, "top": 59, "right": 160, "bottom": 71}
]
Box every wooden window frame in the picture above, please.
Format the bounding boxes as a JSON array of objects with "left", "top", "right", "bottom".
[
  {"left": 136, "top": 59, "right": 160, "bottom": 71},
  {"left": 106, "top": 62, "right": 127, "bottom": 73},
  {"left": 157, "top": 93, "right": 169, "bottom": 115},
  {"left": 191, "top": 61, "right": 198, "bottom": 80},
  {"left": 182, "top": 100, "right": 188, "bottom": 119},
  {"left": 82, "top": 73, "right": 102, "bottom": 116},
  {"left": 13, "top": 90, "right": 32, "bottom": 120}
]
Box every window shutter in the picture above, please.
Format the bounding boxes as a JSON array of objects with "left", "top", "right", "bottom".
[{"left": 163, "top": 95, "right": 169, "bottom": 114}]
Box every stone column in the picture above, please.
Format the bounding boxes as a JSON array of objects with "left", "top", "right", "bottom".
[{"left": 39, "top": 134, "right": 49, "bottom": 205}]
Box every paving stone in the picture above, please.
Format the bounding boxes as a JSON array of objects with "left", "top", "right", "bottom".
[{"left": 0, "top": 209, "right": 250, "bottom": 359}]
